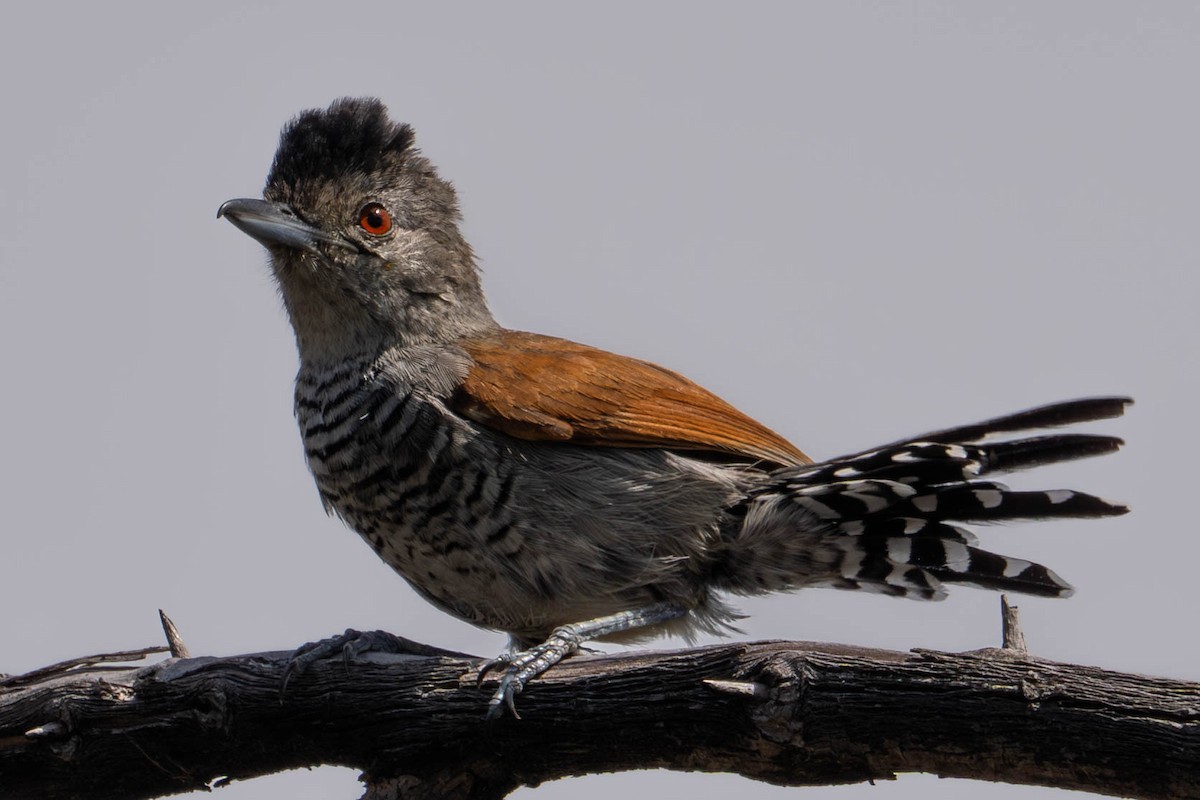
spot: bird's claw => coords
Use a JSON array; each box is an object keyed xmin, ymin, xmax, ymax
[
  {"xmin": 476, "ymin": 628, "xmax": 583, "ymax": 719},
  {"xmin": 281, "ymin": 628, "xmax": 430, "ymax": 697},
  {"xmin": 475, "ymin": 653, "xmax": 513, "ymax": 686}
]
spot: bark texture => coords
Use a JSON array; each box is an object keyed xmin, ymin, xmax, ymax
[{"xmin": 1, "ymin": 634, "xmax": 1196, "ymax": 800}]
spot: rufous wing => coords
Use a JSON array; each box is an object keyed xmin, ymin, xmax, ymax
[{"xmin": 452, "ymin": 330, "xmax": 810, "ymax": 468}]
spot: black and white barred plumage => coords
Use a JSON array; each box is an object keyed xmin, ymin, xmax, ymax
[{"xmin": 727, "ymin": 397, "xmax": 1128, "ymax": 602}]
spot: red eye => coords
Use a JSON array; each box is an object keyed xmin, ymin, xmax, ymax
[{"xmin": 357, "ymin": 202, "xmax": 392, "ymax": 235}]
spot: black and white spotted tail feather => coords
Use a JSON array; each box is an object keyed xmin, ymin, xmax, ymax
[{"xmin": 762, "ymin": 397, "xmax": 1130, "ymax": 602}]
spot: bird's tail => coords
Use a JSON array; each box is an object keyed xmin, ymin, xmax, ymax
[{"xmin": 721, "ymin": 397, "xmax": 1130, "ymax": 601}]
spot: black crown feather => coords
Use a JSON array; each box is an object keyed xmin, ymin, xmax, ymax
[{"xmin": 266, "ymin": 97, "xmax": 415, "ymax": 189}]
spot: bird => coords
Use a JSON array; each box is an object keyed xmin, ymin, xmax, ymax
[{"xmin": 218, "ymin": 97, "xmax": 1129, "ymax": 718}]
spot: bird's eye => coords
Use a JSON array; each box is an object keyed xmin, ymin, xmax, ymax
[{"xmin": 357, "ymin": 202, "xmax": 393, "ymax": 236}]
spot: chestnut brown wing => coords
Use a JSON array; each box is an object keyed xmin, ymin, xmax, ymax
[{"xmin": 453, "ymin": 330, "xmax": 810, "ymax": 468}]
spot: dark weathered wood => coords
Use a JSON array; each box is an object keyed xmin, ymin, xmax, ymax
[
  {"xmin": 157, "ymin": 610, "xmax": 190, "ymax": 660},
  {"xmin": 1000, "ymin": 595, "xmax": 1028, "ymax": 653},
  {"xmin": 0, "ymin": 638, "xmax": 1196, "ymax": 800}
]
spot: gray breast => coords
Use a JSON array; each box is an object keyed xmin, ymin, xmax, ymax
[{"xmin": 290, "ymin": 355, "xmax": 754, "ymax": 640}]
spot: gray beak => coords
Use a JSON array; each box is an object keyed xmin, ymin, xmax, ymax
[{"xmin": 218, "ymin": 198, "xmax": 354, "ymax": 253}]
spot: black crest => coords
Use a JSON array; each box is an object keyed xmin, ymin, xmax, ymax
[{"xmin": 266, "ymin": 97, "xmax": 415, "ymax": 189}]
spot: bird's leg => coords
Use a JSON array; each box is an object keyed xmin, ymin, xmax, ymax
[{"xmin": 478, "ymin": 601, "xmax": 688, "ymax": 719}]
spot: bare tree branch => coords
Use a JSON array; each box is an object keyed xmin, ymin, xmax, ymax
[
  {"xmin": 1000, "ymin": 595, "xmax": 1029, "ymax": 654},
  {"xmin": 157, "ymin": 610, "xmax": 190, "ymax": 660},
  {"xmin": 1, "ymin": 631, "xmax": 1196, "ymax": 800}
]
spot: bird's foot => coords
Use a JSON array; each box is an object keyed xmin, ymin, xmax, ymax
[
  {"xmin": 476, "ymin": 627, "xmax": 584, "ymax": 720},
  {"xmin": 281, "ymin": 628, "xmax": 450, "ymax": 695},
  {"xmin": 474, "ymin": 603, "xmax": 688, "ymax": 719}
]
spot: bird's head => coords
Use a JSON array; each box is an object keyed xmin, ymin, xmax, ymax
[{"xmin": 220, "ymin": 97, "xmax": 495, "ymax": 363}]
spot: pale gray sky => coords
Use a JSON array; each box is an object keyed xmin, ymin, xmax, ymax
[{"xmin": 2, "ymin": 3, "xmax": 1196, "ymax": 799}]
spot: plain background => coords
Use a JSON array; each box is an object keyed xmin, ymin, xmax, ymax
[{"xmin": 2, "ymin": 3, "xmax": 1196, "ymax": 798}]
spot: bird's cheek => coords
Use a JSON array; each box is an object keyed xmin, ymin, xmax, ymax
[{"xmin": 399, "ymin": 271, "xmax": 458, "ymax": 299}]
